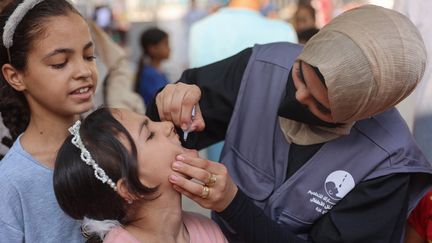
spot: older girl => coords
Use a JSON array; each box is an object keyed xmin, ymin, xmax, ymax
[{"xmin": 0, "ymin": 0, "xmax": 97, "ymax": 241}]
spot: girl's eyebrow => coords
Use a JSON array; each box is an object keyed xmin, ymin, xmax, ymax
[
  {"xmin": 298, "ymin": 61, "xmax": 330, "ymax": 111},
  {"xmin": 43, "ymin": 41, "xmax": 94, "ymax": 60},
  {"xmin": 43, "ymin": 48, "xmax": 74, "ymax": 60},
  {"xmin": 83, "ymin": 41, "xmax": 94, "ymax": 51}
]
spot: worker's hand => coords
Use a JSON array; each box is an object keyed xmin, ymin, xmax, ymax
[
  {"xmin": 169, "ymin": 154, "xmax": 238, "ymax": 212},
  {"xmin": 155, "ymin": 83, "xmax": 205, "ymax": 132}
]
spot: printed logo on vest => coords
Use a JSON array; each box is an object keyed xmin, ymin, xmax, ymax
[
  {"xmin": 324, "ymin": 170, "xmax": 355, "ymax": 200},
  {"xmin": 307, "ymin": 171, "xmax": 355, "ymax": 215}
]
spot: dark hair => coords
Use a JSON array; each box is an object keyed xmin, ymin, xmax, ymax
[
  {"xmin": 54, "ymin": 107, "xmax": 159, "ymax": 223},
  {"xmin": 139, "ymin": 27, "xmax": 168, "ymax": 58},
  {"xmin": 0, "ymin": 0, "xmax": 11, "ymax": 12},
  {"xmin": 297, "ymin": 27, "xmax": 320, "ymax": 44},
  {"xmin": 296, "ymin": 4, "xmax": 316, "ymax": 22},
  {"xmin": 134, "ymin": 27, "xmax": 168, "ymax": 93},
  {"xmin": 0, "ymin": 0, "xmax": 80, "ymax": 142}
]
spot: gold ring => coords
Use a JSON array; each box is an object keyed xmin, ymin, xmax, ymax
[
  {"xmin": 201, "ymin": 185, "xmax": 210, "ymax": 199},
  {"xmin": 206, "ymin": 173, "xmax": 217, "ymax": 187}
]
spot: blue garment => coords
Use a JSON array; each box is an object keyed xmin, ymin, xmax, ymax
[
  {"xmin": 189, "ymin": 7, "xmax": 297, "ymax": 68},
  {"xmin": 138, "ymin": 64, "xmax": 169, "ymax": 106},
  {"xmin": 189, "ymin": 7, "xmax": 297, "ymax": 161},
  {"xmin": 0, "ymin": 137, "xmax": 83, "ymax": 242}
]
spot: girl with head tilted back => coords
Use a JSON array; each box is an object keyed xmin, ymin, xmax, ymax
[{"xmin": 54, "ymin": 107, "xmax": 228, "ymax": 243}]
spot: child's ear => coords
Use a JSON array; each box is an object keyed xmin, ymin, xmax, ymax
[
  {"xmin": 117, "ymin": 179, "xmax": 137, "ymax": 204},
  {"xmin": 1, "ymin": 64, "xmax": 26, "ymax": 91}
]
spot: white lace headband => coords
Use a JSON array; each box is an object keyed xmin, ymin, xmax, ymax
[
  {"xmin": 69, "ymin": 120, "xmax": 118, "ymax": 191},
  {"xmin": 3, "ymin": 0, "xmax": 45, "ymax": 63}
]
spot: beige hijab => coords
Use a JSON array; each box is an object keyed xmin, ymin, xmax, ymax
[{"xmin": 280, "ymin": 4, "xmax": 426, "ymax": 145}]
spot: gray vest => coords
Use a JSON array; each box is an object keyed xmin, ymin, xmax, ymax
[{"xmin": 217, "ymin": 42, "xmax": 432, "ymax": 239}]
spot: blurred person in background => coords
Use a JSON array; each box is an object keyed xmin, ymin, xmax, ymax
[
  {"xmin": 294, "ymin": 4, "xmax": 316, "ymax": 32},
  {"xmin": 189, "ymin": 0, "xmax": 297, "ymax": 162},
  {"xmin": 135, "ymin": 27, "xmax": 171, "ymax": 107},
  {"xmin": 294, "ymin": 4, "xmax": 318, "ymax": 40},
  {"xmin": 393, "ymin": 0, "xmax": 432, "ymax": 162}
]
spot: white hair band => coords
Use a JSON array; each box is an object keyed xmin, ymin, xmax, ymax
[
  {"xmin": 2, "ymin": 0, "xmax": 45, "ymax": 62},
  {"xmin": 69, "ymin": 120, "xmax": 118, "ymax": 191}
]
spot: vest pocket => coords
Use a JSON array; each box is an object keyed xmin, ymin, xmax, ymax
[
  {"xmin": 222, "ymin": 146, "xmax": 274, "ymax": 201},
  {"xmin": 277, "ymin": 210, "xmax": 313, "ymax": 235}
]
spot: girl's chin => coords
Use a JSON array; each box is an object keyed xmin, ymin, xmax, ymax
[{"xmin": 73, "ymin": 103, "xmax": 93, "ymax": 114}]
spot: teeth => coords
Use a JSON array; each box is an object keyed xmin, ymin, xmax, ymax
[{"xmin": 78, "ymin": 87, "xmax": 89, "ymax": 94}]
